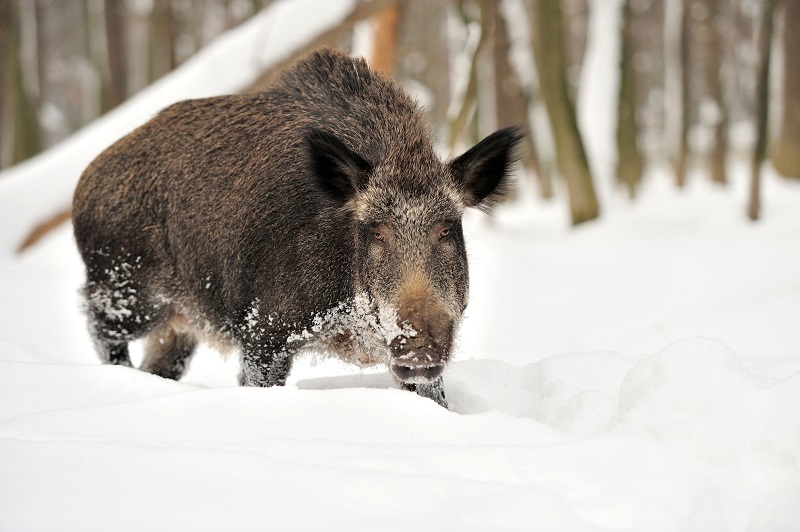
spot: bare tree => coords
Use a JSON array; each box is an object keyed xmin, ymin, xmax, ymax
[
  {"xmin": 395, "ymin": 0, "xmax": 450, "ymax": 129},
  {"xmin": 190, "ymin": 0, "xmax": 208, "ymax": 55},
  {"xmin": 370, "ymin": 1, "xmax": 401, "ymax": 74},
  {"xmin": 698, "ymin": 0, "xmax": 729, "ymax": 184},
  {"xmin": 748, "ymin": 0, "xmax": 778, "ymax": 221},
  {"xmin": 5, "ymin": 0, "xmax": 42, "ymax": 165},
  {"xmin": 616, "ymin": 0, "xmax": 644, "ymax": 198},
  {"xmin": 628, "ymin": 0, "xmax": 665, "ymax": 164},
  {"xmin": 104, "ymin": 0, "xmax": 129, "ymax": 109},
  {"xmin": 563, "ymin": 0, "xmax": 589, "ymax": 101},
  {"xmin": 0, "ymin": 0, "xmax": 7, "ymax": 166},
  {"xmin": 85, "ymin": 0, "xmax": 110, "ymax": 115},
  {"xmin": 148, "ymin": 0, "xmax": 176, "ymax": 83},
  {"xmin": 531, "ymin": 0, "xmax": 599, "ymax": 224},
  {"xmin": 771, "ymin": 0, "xmax": 800, "ymax": 178},
  {"xmin": 675, "ymin": 0, "xmax": 691, "ymax": 188},
  {"xmin": 448, "ymin": 0, "xmax": 491, "ymax": 151},
  {"xmin": 33, "ymin": 0, "xmax": 46, "ymax": 120}
]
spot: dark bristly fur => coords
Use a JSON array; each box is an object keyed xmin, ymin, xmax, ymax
[{"xmin": 72, "ymin": 47, "xmax": 523, "ymax": 408}]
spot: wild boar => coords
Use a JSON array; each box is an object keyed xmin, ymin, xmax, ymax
[{"xmin": 72, "ymin": 47, "xmax": 523, "ymax": 408}]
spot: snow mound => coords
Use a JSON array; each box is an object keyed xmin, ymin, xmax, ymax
[{"xmin": 2, "ymin": 338, "xmax": 800, "ymax": 530}]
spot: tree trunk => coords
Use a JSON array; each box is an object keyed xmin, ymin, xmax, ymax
[
  {"xmin": 6, "ymin": 0, "xmax": 42, "ymax": 165},
  {"xmin": 371, "ymin": 1, "xmax": 401, "ymax": 74},
  {"xmin": 396, "ymin": 0, "xmax": 450, "ymax": 130},
  {"xmin": 531, "ymin": 0, "xmax": 599, "ymax": 224},
  {"xmin": 148, "ymin": 0, "xmax": 176, "ymax": 84},
  {"xmin": 84, "ymin": 0, "xmax": 109, "ymax": 116},
  {"xmin": 675, "ymin": 0, "xmax": 691, "ymax": 188},
  {"xmin": 0, "ymin": 0, "xmax": 7, "ymax": 167},
  {"xmin": 105, "ymin": 0, "xmax": 129, "ymax": 109},
  {"xmin": 191, "ymin": 0, "xmax": 207, "ymax": 53},
  {"xmin": 616, "ymin": 0, "xmax": 644, "ymax": 198},
  {"xmin": 703, "ymin": 0, "xmax": 728, "ymax": 183},
  {"xmin": 629, "ymin": 0, "xmax": 665, "ymax": 163},
  {"xmin": 33, "ymin": 0, "xmax": 46, "ymax": 121},
  {"xmin": 771, "ymin": 0, "xmax": 800, "ymax": 178},
  {"xmin": 563, "ymin": 0, "xmax": 589, "ymax": 102},
  {"xmin": 748, "ymin": 0, "xmax": 777, "ymax": 221},
  {"xmin": 448, "ymin": 0, "xmax": 491, "ymax": 151},
  {"xmin": 700, "ymin": 0, "xmax": 728, "ymax": 184}
]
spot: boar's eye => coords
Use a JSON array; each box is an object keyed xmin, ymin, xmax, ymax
[
  {"xmin": 370, "ymin": 222, "xmax": 390, "ymax": 246},
  {"xmin": 433, "ymin": 224, "xmax": 452, "ymax": 244}
]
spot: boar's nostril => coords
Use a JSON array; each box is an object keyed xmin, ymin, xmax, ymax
[
  {"xmin": 390, "ymin": 358, "xmax": 445, "ymax": 384},
  {"xmin": 389, "ymin": 340, "xmax": 445, "ymax": 384}
]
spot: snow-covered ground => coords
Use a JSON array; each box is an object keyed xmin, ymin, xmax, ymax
[
  {"xmin": 4, "ymin": 163, "xmax": 800, "ymax": 531},
  {"xmin": 2, "ymin": 1, "xmax": 800, "ymax": 530}
]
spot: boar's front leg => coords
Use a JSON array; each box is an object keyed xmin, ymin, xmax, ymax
[
  {"xmin": 239, "ymin": 346, "xmax": 295, "ymax": 388},
  {"xmin": 402, "ymin": 378, "xmax": 448, "ymax": 409}
]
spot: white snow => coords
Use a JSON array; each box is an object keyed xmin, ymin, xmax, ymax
[{"xmin": 2, "ymin": 2, "xmax": 800, "ymax": 531}]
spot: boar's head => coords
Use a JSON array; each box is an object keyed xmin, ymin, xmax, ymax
[{"xmin": 307, "ymin": 126, "xmax": 524, "ymax": 384}]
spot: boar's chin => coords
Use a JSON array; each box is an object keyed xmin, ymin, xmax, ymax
[{"xmin": 389, "ymin": 336, "xmax": 448, "ymax": 384}]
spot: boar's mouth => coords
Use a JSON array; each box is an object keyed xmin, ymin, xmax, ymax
[{"xmin": 389, "ymin": 334, "xmax": 449, "ymax": 384}]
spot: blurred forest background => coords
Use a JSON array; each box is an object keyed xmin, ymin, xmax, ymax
[{"xmin": 0, "ymin": 0, "xmax": 798, "ymax": 240}]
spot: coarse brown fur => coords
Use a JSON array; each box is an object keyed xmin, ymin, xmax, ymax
[{"xmin": 72, "ymin": 47, "xmax": 523, "ymax": 408}]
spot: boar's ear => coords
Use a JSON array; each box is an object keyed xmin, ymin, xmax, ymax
[
  {"xmin": 449, "ymin": 126, "xmax": 525, "ymax": 211},
  {"xmin": 306, "ymin": 129, "xmax": 372, "ymax": 203}
]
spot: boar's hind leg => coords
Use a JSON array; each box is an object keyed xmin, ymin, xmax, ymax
[
  {"xmin": 85, "ymin": 302, "xmax": 136, "ymax": 368},
  {"xmin": 82, "ymin": 257, "xmax": 169, "ymax": 368},
  {"xmin": 83, "ymin": 284, "xmax": 163, "ymax": 368},
  {"xmin": 403, "ymin": 378, "xmax": 448, "ymax": 409},
  {"xmin": 239, "ymin": 348, "xmax": 294, "ymax": 388},
  {"xmin": 140, "ymin": 317, "xmax": 197, "ymax": 380},
  {"xmin": 94, "ymin": 339, "xmax": 133, "ymax": 367}
]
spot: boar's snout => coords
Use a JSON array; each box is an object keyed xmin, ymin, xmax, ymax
[
  {"xmin": 389, "ymin": 335, "xmax": 445, "ymax": 383},
  {"xmin": 385, "ymin": 272, "xmax": 457, "ymax": 384}
]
